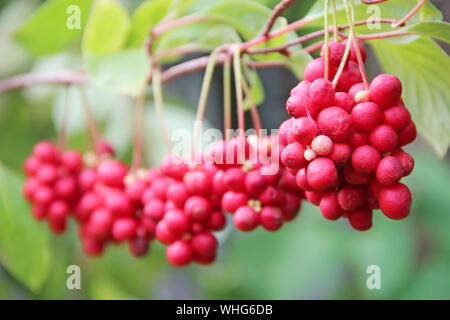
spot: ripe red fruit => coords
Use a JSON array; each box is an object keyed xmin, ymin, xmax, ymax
[
  {"xmin": 128, "ymin": 237, "xmax": 150, "ymax": 257},
  {"xmin": 36, "ymin": 164, "xmax": 58, "ymax": 184},
  {"xmin": 348, "ymin": 82, "xmax": 366, "ymax": 100},
  {"xmin": 348, "ymin": 207, "xmax": 373, "ymax": 231},
  {"xmin": 166, "ymin": 182, "xmax": 189, "ymax": 208},
  {"xmin": 223, "ymin": 167, "xmax": 246, "ymax": 192},
  {"xmin": 245, "ymin": 170, "xmax": 267, "ymax": 196},
  {"xmin": 160, "ymin": 155, "xmax": 187, "ymax": 180},
  {"xmin": 376, "ymin": 156, "xmax": 405, "ymax": 186},
  {"xmin": 54, "ymin": 177, "xmax": 77, "ymax": 199},
  {"xmin": 290, "ymin": 117, "xmax": 319, "ymax": 145},
  {"xmin": 369, "ymin": 124, "xmax": 398, "ymax": 153},
  {"xmin": 125, "ymin": 180, "xmax": 147, "ymax": 202},
  {"xmin": 112, "ymin": 218, "xmax": 138, "ymax": 241},
  {"xmin": 349, "ymin": 38, "xmax": 367, "ymax": 63},
  {"xmin": 328, "ymin": 142, "xmax": 352, "ymax": 167},
  {"xmin": 295, "ymin": 168, "xmax": 312, "ymax": 191},
  {"xmin": 378, "ymin": 183, "xmax": 412, "ymax": 220},
  {"xmin": 304, "ymin": 57, "xmax": 336, "ymax": 82},
  {"xmin": 164, "ymin": 209, "xmax": 190, "ymax": 235},
  {"xmin": 260, "ymin": 207, "xmax": 283, "ymax": 231},
  {"xmin": 310, "ymin": 78, "xmax": 335, "ymax": 109},
  {"xmin": 321, "ymin": 41, "xmax": 346, "ymax": 67},
  {"xmin": 208, "ymin": 211, "xmax": 226, "ymax": 230},
  {"xmin": 382, "ymin": 105, "xmax": 411, "ymax": 132},
  {"xmin": 78, "ymin": 168, "xmax": 97, "ymax": 191},
  {"xmin": 88, "ymin": 208, "xmax": 113, "ymax": 239},
  {"xmin": 258, "ymin": 186, "xmax": 284, "ymax": 206},
  {"xmin": 369, "ymin": 74, "xmax": 402, "ymax": 108},
  {"xmin": 351, "ymin": 145, "xmax": 381, "ymax": 173},
  {"xmin": 282, "ymin": 193, "xmax": 301, "ymax": 221},
  {"xmin": 306, "ymin": 158, "xmax": 338, "ymax": 190},
  {"xmin": 319, "ymin": 192, "xmax": 342, "ymax": 220},
  {"xmin": 338, "ymin": 185, "xmax": 366, "ymax": 211},
  {"xmin": 397, "ymin": 121, "xmax": 417, "ymax": 147},
  {"xmin": 33, "ymin": 140, "xmax": 59, "ymax": 162},
  {"xmin": 334, "ymin": 92, "xmax": 354, "ymax": 113},
  {"xmin": 392, "ymin": 150, "xmax": 414, "ymax": 176},
  {"xmin": 290, "ymin": 80, "xmax": 311, "ymax": 96},
  {"xmin": 343, "ymin": 163, "xmax": 372, "ymax": 185},
  {"xmin": 317, "ymin": 107, "xmax": 352, "ymax": 142},
  {"xmin": 233, "ymin": 206, "xmax": 259, "ymax": 232},
  {"xmin": 311, "ymin": 135, "xmax": 333, "ymax": 156},
  {"xmin": 335, "ymin": 61, "xmax": 362, "ymax": 92},
  {"xmin": 33, "ymin": 186, "xmax": 55, "ymax": 206},
  {"xmin": 279, "ymin": 118, "xmax": 294, "ymax": 145},
  {"xmin": 97, "ymin": 159, "xmax": 128, "ymax": 187},
  {"xmin": 221, "ymin": 191, "xmax": 249, "ymax": 213},
  {"xmin": 305, "ymin": 190, "xmax": 326, "ymax": 206},
  {"xmin": 184, "ymin": 170, "xmax": 211, "ymax": 196},
  {"xmin": 143, "ymin": 198, "xmax": 165, "ymax": 221},
  {"xmin": 166, "ymin": 240, "xmax": 193, "ymax": 267},
  {"xmin": 184, "ymin": 196, "xmax": 212, "ymax": 221},
  {"xmin": 351, "ymin": 102, "xmax": 382, "ymax": 131},
  {"xmin": 155, "ymin": 221, "xmax": 178, "ymax": 244},
  {"xmin": 286, "ymin": 93, "xmax": 312, "ymax": 119},
  {"xmin": 82, "ymin": 237, "xmax": 104, "ymax": 257},
  {"xmin": 191, "ymin": 232, "xmax": 217, "ymax": 257},
  {"xmin": 347, "ymin": 130, "xmax": 369, "ymax": 149},
  {"xmin": 60, "ymin": 150, "xmax": 82, "ymax": 172},
  {"xmin": 281, "ymin": 142, "xmax": 308, "ymax": 169}
]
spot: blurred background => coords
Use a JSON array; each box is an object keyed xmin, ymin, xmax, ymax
[{"xmin": 0, "ymin": 0, "xmax": 449, "ymax": 299}]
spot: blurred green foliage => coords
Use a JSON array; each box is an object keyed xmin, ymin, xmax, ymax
[{"xmin": 0, "ymin": 0, "xmax": 449, "ymax": 300}]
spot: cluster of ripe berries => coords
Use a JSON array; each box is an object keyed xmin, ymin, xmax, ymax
[
  {"xmin": 280, "ymin": 40, "xmax": 416, "ymax": 231},
  {"xmin": 23, "ymin": 134, "xmax": 303, "ymax": 267}
]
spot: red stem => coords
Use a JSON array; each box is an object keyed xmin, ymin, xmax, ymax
[{"xmin": 259, "ymin": 0, "xmax": 297, "ymax": 36}]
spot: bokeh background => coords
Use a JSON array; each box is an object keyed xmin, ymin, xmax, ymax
[{"xmin": 0, "ymin": 0, "xmax": 449, "ymax": 299}]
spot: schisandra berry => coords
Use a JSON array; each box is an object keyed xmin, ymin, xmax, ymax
[
  {"xmin": 191, "ymin": 232, "xmax": 218, "ymax": 257},
  {"xmin": 319, "ymin": 192, "xmax": 342, "ymax": 220},
  {"xmin": 166, "ymin": 240, "xmax": 193, "ymax": 267},
  {"xmin": 348, "ymin": 207, "xmax": 373, "ymax": 231},
  {"xmin": 321, "ymin": 41, "xmax": 346, "ymax": 67},
  {"xmin": 369, "ymin": 74, "xmax": 402, "ymax": 108},
  {"xmin": 311, "ymin": 135, "xmax": 333, "ymax": 156},
  {"xmin": 306, "ymin": 158, "xmax": 337, "ymax": 190},
  {"xmin": 260, "ymin": 207, "xmax": 283, "ymax": 231},
  {"xmin": 376, "ymin": 156, "xmax": 405, "ymax": 186},
  {"xmin": 369, "ymin": 124, "xmax": 398, "ymax": 153},
  {"xmin": 328, "ymin": 142, "xmax": 351, "ymax": 167},
  {"xmin": 334, "ymin": 92, "xmax": 354, "ymax": 113},
  {"xmin": 397, "ymin": 121, "xmax": 417, "ymax": 147},
  {"xmin": 310, "ymin": 78, "xmax": 335, "ymax": 109},
  {"xmin": 338, "ymin": 185, "xmax": 366, "ymax": 211},
  {"xmin": 304, "ymin": 58, "xmax": 336, "ymax": 83},
  {"xmin": 233, "ymin": 206, "xmax": 259, "ymax": 232},
  {"xmin": 221, "ymin": 191, "xmax": 249, "ymax": 213},
  {"xmin": 351, "ymin": 145, "xmax": 381, "ymax": 173},
  {"xmin": 382, "ymin": 105, "xmax": 411, "ymax": 132},
  {"xmin": 351, "ymin": 102, "xmax": 382, "ymax": 131},
  {"xmin": 391, "ymin": 150, "xmax": 414, "ymax": 176},
  {"xmin": 317, "ymin": 107, "xmax": 352, "ymax": 142},
  {"xmin": 378, "ymin": 183, "xmax": 411, "ymax": 220},
  {"xmin": 281, "ymin": 142, "xmax": 308, "ymax": 169},
  {"xmin": 290, "ymin": 117, "xmax": 319, "ymax": 145},
  {"xmin": 97, "ymin": 159, "xmax": 128, "ymax": 188}
]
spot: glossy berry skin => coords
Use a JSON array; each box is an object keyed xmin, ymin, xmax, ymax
[
  {"xmin": 382, "ymin": 105, "xmax": 411, "ymax": 132},
  {"xmin": 334, "ymin": 92, "xmax": 354, "ymax": 113},
  {"xmin": 184, "ymin": 196, "xmax": 211, "ymax": 221},
  {"xmin": 338, "ymin": 185, "xmax": 366, "ymax": 212},
  {"xmin": 343, "ymin": 164, "xmax": 372, "ymax": 185},
  {"xmin": 328, "ymin": 143, "xmax": 352, "ymax": 167},
  {"xmin": 349, "ymin": 38, "xmax": 367, "ymax": 63},
  {"xmin": 321, "ymin": 41, "xmax": 346, "ymax": 67},
  {"xmin": 221, "ymin": 191, "xmax": 249, "ymax": 213},
  {"xmin": 279, "ymin": 118, "xmax": 295, "ymax": 146},
  {"xmin": 33, "ymin": 140, "xmax": 59, "ymax": 163},
  {"xmin": 351, "ymin": 102, "xmax": 382, "ymax": 132},
  {"xmin": 317, "ymin": 107, "xmax": 352, "ymax": 142},
  {"xmin": 164, "ymin": 209, "xmax": 190, "ymax": 235},
  {"xmin": 306, "ymin": 158, "xmax": 337, "ymax": 191},
  {"xmin": 233, "ymin": 206, "xmax": 260, "ymax": 232},
  {"xmin": 112, "ymin": 218, "xmax": 138, "ymax": 241},
  {"xmin": 369, "ymin": 124, "xmax": 398, "ymax": 153},
  {"xmin": 82, "ymin": 238, "xmax": 105, "ymax": 257},
  {"xmin": 286, "ymin": 94, "xmax": 312, "ymax": 119},
  {"xmin": 305, "ymin": 190, "xmax": 326, "ymax": 206},
  {"xmin": 155, "ymin": 221, "xmax": 178, "ymax": 245},
  {"xmin": 378, "ymin": 183, "xmax": 411, "ymax": 220},
  {"xmin": 166, "ymin": 240, "xmax": 193, "ymax": 267},
  {"xmin": 184, "ymin": 170, "xmax": 211, "ymax": 196},
  {"xmin": 191, "ymin": 232, "xmax": 217, "ymax": 257},
  {"xmin": 281, "ymin": 142, "xmax": 308, "ymax": 169},
  {"xmin": 319, "ymin": 192, "xmax": 342, "ymax": 220},
  {"xmin": 397, "ymin": 121, "xmax": 417, "ymax": 147},
  {"xmin": 335, "ymin": 61, "xmax": 362, "ymax": 92},
  {"xmin": 223, "ymin": 168, "xmax": 246, "ymax": 192},
  {"xmin": 304, "ymin": 58, "xmax": 336, "ymax": 83},
  {"xmin": 160, "ymin": 155, "xmax": 187, "ymax": 181},
  {"xmin": 310, "ymin": 78, "xmax": 335, "ymax": 109},
  {"xmin": 97, "ymin": 159, "xmax": 128, "ymax": 188},
  {"xmin": 245, "ymin": 170, "xmax": 267, "ymax": 197},
  {"xmin": 290, "ymin": 80, "xmax": 311, "ymax": 96},
  {"xmin": 369, "ymin": 74, "xmax": 402, "ymax": 108},
  {"xmin": 376, "ymin": 156, "xmax": 405, "ymax": 186},
  {"xmin": 348, "ymin": 207, "xmax": 372, "ymax": 231},
  {"xmin": 296, "ymin": 168, "xmax": 312, "ymax": 191},
  {"xmin": 351, "ymin": 145, "xmax": 381, "ymax": 173},
  {"xmin": 347, "ymin": 130, "xmax": 369, "ymax": 150},
  {"xmin": 260, "ymin": 207, "xmax": 284, "ymax": 231},
  {"xmin": 290, "ymin": 117, "xmax": 319, "ymax": 145},
  {"xmin": 392, "ymin": 150, "xmax": 414, "ymax": 176}
]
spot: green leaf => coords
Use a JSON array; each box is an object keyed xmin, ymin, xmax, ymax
[
  {"xmin": 285, "ymin": 50, "xmax": 313, "ymax": 80},
  {"xmin": 0, "ymin": 164, "xmax": 51, "ymax": 293},
  {"xmin": 401, "ymin": 21, "xmax": 450, "ymax": 43},
  {"xmin": 82, "ymin": 0, "xmax": 130, "ymax": 55},
  {"xmin": 14, "ymin": 0, "xmax": 93, "ymax": 56},
  {"xmin": 86, "ymin": 49, "xmax": 150, "ymax": 97},
  {"xmin": 127, "ymin": 0, "xmax": 173, "ymax": 48},
  {"xmin": 370, "ymin": 37, "xmax": 450, "ymax": 157}
]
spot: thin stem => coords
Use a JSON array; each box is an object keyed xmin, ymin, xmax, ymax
[
  {"xmin": 232, "ymin": 46, "xmax": 245, "ymax": 133},
  {"xmin": 324, "ymin": 0, "xmax": 330, "ymax": 80},
  {"xmin": 79, "ymin": 86, "xmax": 101, "ymax": 156},
  {"xmin": 392, "ymin": 0, "xmax": 427, "ymax": 28},
  {"xmin": 152, "ymin": 67, "xmax": 172, "ymax": 153},
  {"xmin": 223, "ymin": 58, "xmax": 232, "ymax": 141},
  {"xmin": 193, "ymin": 49, "xmax": 219, "ymax": 156},
  {"xmin": 343, "ymin": 0, "xmax": 369, "ymax": 89},
  {"xmin": 332, "ymin": 32, "xmax": 353, "ymax": 87},
  {"xmin": 332, "ymin": 0, "xmax": 339, "ymax": 41},
  {"xmin": 131, "ymin": 92, "xmax": 145, "ymax": 172},
  {"xmin": 57, "ymin": 86, "xmax": 70, "ymax": 150},
  {"xmin": 241, "ymin": 71, "xmax": 262, "ymax": 134},
  {"xmin": 259, "ymin": 0, "xmax": 297, "ymax": 36}
]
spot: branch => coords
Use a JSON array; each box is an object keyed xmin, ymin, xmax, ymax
[
  {"xmin": 0, "ymin": 70, "xmax": 88, "ymax": 93},
  {"xmin": 258, "ymin": 0, "xmax": 297, "ymax": 36}
]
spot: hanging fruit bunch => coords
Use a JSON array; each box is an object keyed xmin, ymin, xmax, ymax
[{"xmin": 0, "ymin": 0, "xmax": 433, "ymax": 267}]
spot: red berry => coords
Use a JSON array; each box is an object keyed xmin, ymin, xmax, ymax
[
  {"xmin": 112, "ymin": 218, "xmax": 138, "ymax": 241},
  {"xmin": 97, "ymin": 159, "xmax": 128, "ymax": 187},
  {"xmin": 245, "ymin": 170, "xmax": 267, "ymax": 196},
  {"xmin": 223, "ymin": 167, "xmax": 246, "ymax": 192},
  {"xmin": 155, "ymin": 221, "xmax": 178, "ymax": 244},
  {"xmin": 348, "ymin": 82, "xmax": 366, "ymax": 100},
  {"xmin": 60, "ymin": 150, "xmax": 82, "ymax": 172},
  {"xmin": 47, "ymin": 200, "xmax": 69, "ymax": 223},
  {"xmin": 160, "ymin": 155, "xmax": 187, "ymax": 180},
  {"xmin": 378, "ymin": 183, "xmax": 411, "ymax": 220},
  {"xmin": 347, "ymin": 130, "xmax": 369, "ymax": 149},
  {"xmin": 351, "ymin": 102, "xmax": 382, "ymax": 131},
  {"xmin": 75, "ymin": 191, "xmax": 102, "ymax": 222},
  {"xmin": 184, "ymin": 170, "xmax": 211, "ymax": 196},
  {"xmin": 397, "ymin": 121, "xmax": 417, "ymax": 147},
  {"xmin": 221, "ymin": 191, "xmax": 249, "ymax": 213},
  {"xmin": 321, "ymin": 41, "xmax": 346, "ymax": 67},
  {"xmin": 33, "ymin": 140, "xmax": 58, "ymax": 162},
  {"xmin": 82, "ymin": 237, "xmax": 104, "ymax": 257},
  {"xmin": 338, "ymin": 185, "xmax": 366, "ymax": 211},
  {"xmin": 306, "ymin": 158, "xmax": 337, "ymax": 190},
  {"xmin": 281, "ymin": 142, "xmax": 308, "ymax": 169},
  {"xmin": 382, "ymin": 105, "xmax": 411, "ymax": 132},
  {"xmin": 166, "ymin": 182, "xmax": 189, "ymax": 208},
  {"xmin": 376, "ymin": 156, "xmax": 405, "ymax": 186},
  {"xmin": 295, "ymin": 168, "xmax": 312, "ymax": 191},
  {"xmin": 184, "ymin": 196, "xmax": 211, "ymax": 221},
  {"xmin": 311, "ymin": 135, "xmax": 333, "ymax": 156},
  {"xmin": 88, "ymin": 208, "xmax": 113, "ymax": 239},
  {"xmin": 369, "ymin": 74, "xmax": 402, "ymax": 108},
  {"xmin": 191, "ymin": 232, "xmax": 217, "ymax": 257},
  {"xmin": 334, "ymin": 92, "xmax": 354, "ymax": 113},
  {"xmin": 23, "ymin": 156, "xmax": 41, "ymax": 176},
  {"xmin": 369, "ymin": 124, "xmax": 398, "ymax": 153},
  {"xmin": 310, "ymin": 78, "xmax": 335, "ymax": 109},
  {"xmin": 78, "ymin": 168, "xmax": 97, "ymax": 191},
  {"xmin": 317, "ymin": 107, "xmax": 352, "ymax": 142},
  {"xmin": 23, "ymin": 178, "xmax": 40, "ymax": 201},
  {"xmin": 282, "ymin": 193, "xmax": 301, "ymax": 221},
  {"xmin": 304, "ymin": 58, "xmax": 336, "ymax": 82},
  {"xmin": 343, "ymin": 163, "xmax": 372, "ymax": 185},
  {"xmin": 349, "ymin": 38, "xmax": 367, "ymax": 63},
  {"xmin": 335, "ymin": 61, "xmax": 362, "ymax": 92},
  {"xmin": 351, "ymin": 145, "xmax": 381, "ymax": 173},
  {"xmin": 391, "ymin": 150, "xmax": 414, "ymax": 177},
  {"xmin": 290, "ymin": 80, "xmax": 311, "ymax": 96},
  {"xmin": 54, "ymin": 177, "xmax": 78, "ymax": 199},
  {"xmin": 319, "ymin": 192, "xmax": 342, "ymax": 220},
  {"xmin": 33, "ymin": 186, "xmax": 55, "ymax": 206},
  {"xmin": 128, "ymin": 237, "xmax": 150, "ymax": 257},
  {"xmin": 348, "ymin": 207, "xmax": 373, "ymax": 231},
  {"xmin": 166, "ymin": 240, "xmax": 193, "ymax": 267},
  {"xmin": 305, "ymin": 190, "xmax": 326, "ymax": 206},
  {"xmin": 279, "ymin": 118, "xmax": 295, "ymax": 145},
  {"xmin": 151, "ymin": 178, "xmax": 169, "ymax": 200},
  {"xmin": 260, "ymin": 207, "xmax": 283, "ymax": 231},
  {"xmin": 36, "ymin": 164, "xmax": 58, "ymax": 184},
  {"xmin": 164, "ymin": 209, "xmax": 190, "ymax": 235},
  {"xmin": 208, "ymin": 211, "xmax": 227, "ymax": 231},
  {"xmin": 290, "ymin": 117, "xmax": 319, "ymax": 145},
  {"xmin": 125, "ymin": 180, "xmax": 147, "ymax": 202},
  {"xmin": 104, "ymin": 190, "xmax": 134, "ymax": 216},
  {"xmin": 233, "ymin": 206, "xmax": 259, "ymax": 232},
  {"xmin": 328, "ymin": 142, "xmax": 351, "ymax": 167}
]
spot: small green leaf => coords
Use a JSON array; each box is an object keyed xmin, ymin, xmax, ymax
[
  {"xmin": 370, "ymin": 37, "xmax": 450, "ymax": 157},
  {"xmin": 401, "ymin": 21, "xmax": 450, "ymax": 43},
  {"xmin": 0, "ymin": 164, "xmax": 51, "ymax": 293},
  {"xmin": 14, "ymin": 0, "xmax": 93, "ymax": 56},
  {"xmin": 86, "ymin": 49, "xmax": 150, "ymax": 97},
  {"xmin": 83, "ymin": 0, "xmax": 130, "ymax": 55},
  {"xmin": 127, "ymin": 0, "xmax": 173, "ymax": 48}
]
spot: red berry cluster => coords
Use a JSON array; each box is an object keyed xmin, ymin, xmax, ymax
[
  {"xmin": 23, "ymin": 141, "xmax": 82, "ymax": 234},
  {"xmin": 280, "ymin": 41, "xmax": 416, "ymax": 231}
]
